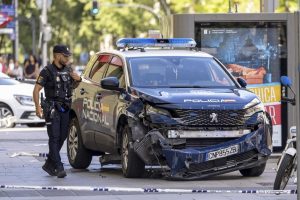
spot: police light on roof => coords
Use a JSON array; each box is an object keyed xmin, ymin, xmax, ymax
[{"xmin": 116, "ymin": 38, "xmax": 197, "ymax": 48}]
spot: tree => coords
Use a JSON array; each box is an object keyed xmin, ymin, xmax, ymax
[
  {"xmin": 276, "ymin": 0, "xmax": 299, "ymax": 12},
  {"xmin": 14, "ymin": 0, "xmax": 299, "ymax": 64},
  {"xmin": 78, "ymin": 0, "xmax": 159, "ymax": 49}
]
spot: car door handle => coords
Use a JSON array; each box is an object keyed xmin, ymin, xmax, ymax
[
  {"xmin": 80, "ymin": 88, "xmax": 87, "ymax": 95},
  {"xmin": 96, "ymin": 93, "xmax": 102, "ymax": 100}
]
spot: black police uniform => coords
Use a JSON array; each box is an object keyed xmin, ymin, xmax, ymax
[{"xmin": 36, "ymin": 62, "xmax": 74, "ymax": 176}]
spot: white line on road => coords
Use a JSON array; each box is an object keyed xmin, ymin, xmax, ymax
[{"xmin": 0, "ymin": 127, "xmax": 46, "ymax": 132}]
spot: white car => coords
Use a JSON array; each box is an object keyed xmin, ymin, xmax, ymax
[
  {"xmin": 0, "ymin": 72, "xmax": 9, "ymax": 78},
  {"xmin": 0, "ymin": 76, "xmax": 45, "ymax": 127}
]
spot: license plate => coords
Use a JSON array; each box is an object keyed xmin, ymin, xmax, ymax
[{"xmin": 207, "ymin": 145, "xmax": 239, "ymax": 161}]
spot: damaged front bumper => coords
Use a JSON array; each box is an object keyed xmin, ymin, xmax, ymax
[
  {"xmin": 126, "ymin": 98, "xmax": 272, "ymax": 180},
  {"xmin": 133, "ymin": 125, "xmax": 272, "ymax": 180}
]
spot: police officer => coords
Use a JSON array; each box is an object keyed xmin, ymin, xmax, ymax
[{"xmin": 33, "ymin": 45, "xmax": 81, "ymax": 178}]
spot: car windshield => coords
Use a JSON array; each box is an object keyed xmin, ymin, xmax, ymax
[
  {"xmin": 127, "ymin": 56, "xmax": 236, "ymax": 88},
  {"xmin": 0, "ymin": 78, "xmax": 21, "ymax": 85}
]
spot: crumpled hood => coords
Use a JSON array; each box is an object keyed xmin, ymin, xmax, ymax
[{"xmin": 130, "ymin": 87, "xmax": 258, "ymax": 109}]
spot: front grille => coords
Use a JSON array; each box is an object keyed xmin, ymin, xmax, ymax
[
  {"xmin": 174, "ymin": 109, "xmax": 246, "ymax": 126},
  {"xmin": 20, "ymin": 111, "xmax": 36, "ymax": 119},
  {"xmin": 188, "ymin": 150, "xmax": 258, "ymax": 172}
]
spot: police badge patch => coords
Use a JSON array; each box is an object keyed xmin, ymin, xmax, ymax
[{"xmin": 37, "ymin": 76, "xmax": 44, "ymax": 84}]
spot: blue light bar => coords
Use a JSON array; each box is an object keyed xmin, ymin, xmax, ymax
[{"xmin": 116, "ymin": 38, "xmax": 197, "ymax": 48}]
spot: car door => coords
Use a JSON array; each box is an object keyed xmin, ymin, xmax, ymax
[
  {"xmin": 73, "ymin": 54, "xmax": 99, "ymax": 149},
  {"xmin": 94, "ymin": 55, "xmax": 125, "ymax": 153},
  {"xmin": 81, "ymin": 54, "xmax": 111, "ymax": 151}
]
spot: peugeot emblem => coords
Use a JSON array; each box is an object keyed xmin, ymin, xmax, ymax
[{"xmin": 210, "ymin": 113, "xmax": 218, "ymax": 123}]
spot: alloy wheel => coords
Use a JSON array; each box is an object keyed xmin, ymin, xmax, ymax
[
  {"xmin": 68, "ymin": 124, "xmax": 78, "ymax": 161},
  {"xmin": 0, "ymin": 107, "xmax": 13, "ymax": 118},
  {"xmin": 122, "ymin": 131, "xmax": 129, "ymax": 171},
  {"xmin": 0, "ymin": 106, "xmax": 14, "ymax": 127}
]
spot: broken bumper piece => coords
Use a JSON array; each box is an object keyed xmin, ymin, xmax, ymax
[
  {"xmin": 162, "ymin": 127, "xmax": 271, "ymax": 180},
  {"xmin": 134, "ymin": 126, "xmax": 271, "ymax": 180}
]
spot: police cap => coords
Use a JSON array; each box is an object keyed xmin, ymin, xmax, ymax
[{"xmin": 53, "ymin": 44, "xmax": 72, "ymax": 56}]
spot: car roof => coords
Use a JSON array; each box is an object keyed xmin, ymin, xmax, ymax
[{"xmin": 97, "ymin": 49, "xmax": 213, "ymax": 58}]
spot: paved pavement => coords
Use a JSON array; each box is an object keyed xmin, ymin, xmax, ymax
[{"xmin": 0, "ymin": 127, "xmax": 297, "ymax": 199}]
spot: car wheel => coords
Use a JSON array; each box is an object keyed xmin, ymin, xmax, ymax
[
  {"xmin": 121, "ymin": 124, "xmax": 145, "ymax": 178},
  {"xmin": 27, "ymin": 123, "xmax": 45, "ymax": 127},
  {"xmin": 0, "ymin": 103, "xmax": 15, "ymax": 128},
  {"xmin": 273, "ymin": 154, "xmax": 295, "ymax": 190},
  {"xmin": 239, "ymin": 162, "xmax": 266, "ymax": 177},
  {"xmin": 67, "ymin": 117, "xmax": 92, "ymax": 169}
]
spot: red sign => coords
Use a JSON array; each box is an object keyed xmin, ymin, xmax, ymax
[
  {"xmin": 0, "ymin": 13, "xmax": 12, "ymax": 28},
  {"xmin": 265, "ymin": 104, "xmax": 281, "ymax": 125}
]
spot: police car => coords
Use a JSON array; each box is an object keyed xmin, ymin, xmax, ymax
[{"xmin": 67, "ymin": 38, "xmax": 272, "ymax": 179}]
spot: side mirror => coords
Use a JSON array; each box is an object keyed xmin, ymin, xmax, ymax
[
  {"xmin": 280, "ymin": 75, "xmax": 296, "ymax": 105},
  {"xmin": 237, "ymin": 77, "xmax": 247, "ymax": 88},
  {"xmin": 101, "ymin": 77, "xmax": 120, "ymax": 91},
  {"xmin": 280, "ymin": 76, "xmax": 292, "ymax": 87}
]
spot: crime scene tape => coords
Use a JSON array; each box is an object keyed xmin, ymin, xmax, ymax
[
  {"xmin": 10, "ymin": 152, "xmax": 48, "ymax": 158},
  {"xmin": 0, "ymin": 185, "xmax": 296, "ymax": 195}
]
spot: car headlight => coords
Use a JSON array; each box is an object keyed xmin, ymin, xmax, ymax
[
  {"xmin": 146, "ymin": 105, "xmax": 171, "ymax": 116},
  {"xmin": 244, "ymin": 98, "xmax": 265, "ymax": 117},
  {"xmin": 14, "ymin": 95, "xmax": 34, "ymax": 106}
]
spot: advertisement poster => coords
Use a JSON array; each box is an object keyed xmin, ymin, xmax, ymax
[
  {"xmin": 195, "ymin": 22, "xmax": 287, "ymax": 147},
  {"xmin": 248, "ymin": 83, "xmax": 282, "ymax": 146}
]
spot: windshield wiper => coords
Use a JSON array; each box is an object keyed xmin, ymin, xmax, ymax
[{"xmin": 169, "ymin": 85, "xmax": 207, "ymax": 88}]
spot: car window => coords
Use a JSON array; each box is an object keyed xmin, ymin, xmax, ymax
[
  {"xmin": 104, "ymin": 56, "xmax": 125, "ymax": 88},
  {"xmin": 127, "ymin": 56, "xmax": 236, "ymax": 88},
  {"xmin": 89, "ymin": 54, "xmax": 111, "ymax": 83},
  {"xmin": 82, "ymin": 54, "xmax": 98, "ymax": 77}
]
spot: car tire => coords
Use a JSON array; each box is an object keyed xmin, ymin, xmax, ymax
[
  {"xmin": 27, "ymin": 123, "xmax": 45, "ymax": 127},
  {"xmin": 239, "ymin": 162, "xmax": 266, "ymax": 177},
  {"xmin": 0, "ymin": 103, "xmax": 15, "ymax": 128},
  {"xmin": 67, "ymin": 117, "xmax": 92, "ymax": 169},
  {"xmin": 121, "ymin": 124, "xmax": 145, "ymax": 178}
]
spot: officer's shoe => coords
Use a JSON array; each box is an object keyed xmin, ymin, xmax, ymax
[
  {"xmin": 42, "ymin": 160, "xmax": 57, "ymax": 176},
  {"xmin": 56, "ymin": 167, "xmax": 67, "ymax": 178}
]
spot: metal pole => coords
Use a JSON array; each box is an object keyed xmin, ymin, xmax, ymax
[
  {"xmin": 14, "ymin": 0, "xmax": 19, "ymax": 62},
  {"xmin": 41, "ymin": 0, "xmax": 47, "ymax": 67},
  {"xmin": 296, "ymin": 11, "xmax": 300, "ymax": 200},
  {"xmin": 260, "ymin": 0, "xmax": 263, "ymax": 13},
  {"xmin": 228, "ymin": 0, "xmax": 232, "ymax": 13},
  {"xmin": 31, "ymin": 17, "xmax": 36, "ymax": 55}
]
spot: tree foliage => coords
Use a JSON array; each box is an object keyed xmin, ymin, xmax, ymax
[{"xmin": 12, "ymin": 0, "xmax": 299, "ymax": 63}]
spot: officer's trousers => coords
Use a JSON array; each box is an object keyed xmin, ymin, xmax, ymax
[{"xmin": 45, "ymin": 109, "xmax": 69, "ymax": 169}]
